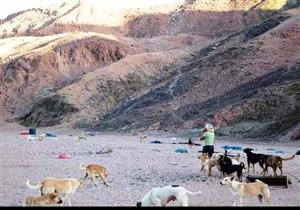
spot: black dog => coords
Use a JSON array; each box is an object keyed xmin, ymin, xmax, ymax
[
  {"xmin": 218, "ymin": 149, "xmax": 233, "ymax": 165},
  {"xmin": 243, "ymin": 148, "xmax": 270, "ymax": 174},
  {"xmin": 218, "ymin": 159, "xmax": 245, "ymax": 181}
]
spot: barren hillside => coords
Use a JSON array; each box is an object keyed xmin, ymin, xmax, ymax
[{"xmin": 0, "ymin": 0, "xmax": 299, "ymax": 141}]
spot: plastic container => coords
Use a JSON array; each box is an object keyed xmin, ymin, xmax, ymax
[
  {"xmin": 58, "ymin": 153, "xmax": 71, "ymax": 159},
  {"xmin": 29, "ymin": 128, "xmax": 36, "ymax": 135}
]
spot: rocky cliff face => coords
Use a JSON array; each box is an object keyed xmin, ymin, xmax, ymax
[
  {"xmin": 0, "ymin": 0, "xmax": 299, "ymax": 141},
  {"xmin": 91, "ymin": 8, "xmax": 300, "ymax": 140}
]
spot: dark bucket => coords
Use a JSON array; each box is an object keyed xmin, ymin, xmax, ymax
[{"xmin": 29, "ymin": 128, "xmax": 36, "ymax": 135}]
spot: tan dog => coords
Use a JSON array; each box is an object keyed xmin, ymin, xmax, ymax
[
  {"xmin": 261, "ymin": 154, "xmax": 295, "ymax": 176},
  {"xmin": 220, "ymin": 176, "xmax": 271, "ymax": 206},
  {"xmin": 80, "ymin": 163, "xmax": 109, "ymax": 187},
  {"xmin": 26, "ymin": 178, "xmax": 83, "ymax": 206},
  {"xmin": 25, "ymin": 193, "xmax": 63, "ymax": 206},
  {"xmin": 139, "ymin": 133, "xmax": 147, "ymax": 143},
  {"xmin": 198, "ymin": 153, "xmax": 222, "ymax": 176}
]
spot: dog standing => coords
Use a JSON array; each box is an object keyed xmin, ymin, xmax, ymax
[
  {"xmin": 25, "ymin": 193, "xmax": 63, "ymax": 206},
  {"xmin": 198, "ymin": 153, "xmax": 222, "ymax": 177},
  {"xmin": 218, "ymin": 156, "xmax": 246, "ymax": 181},
  {"xmin": 80, "ymin": 163, "xmax": 109, "ymax": 187},
  {"xmin": 139, "ymin": 133, "xmax": 147, "ymax": 143},
  {"xmin": 26, "ymin": 178, "xmax": 83, "ymax": 206},
  {"xmin": 261, "ymin": 154, "xmax": 296, "ymax": 176},
  {"xmin": 136, "ymin": 185, "xmax": 202, "ymax": 206},
  {"xmin": 243, "ymin": 148, "xmax": 270, "ymax": 174},
  {"xmin": 220, "ymin": 176, "xmax": 271, "ymax": 206}
]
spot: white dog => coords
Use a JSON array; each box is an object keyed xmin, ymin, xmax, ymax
[
  {"xmin": 136, "ymin": 185, "xmax": 202, "ymax": 206},
  {"xmin": 220, "ymin": 176, "xmax": 271, "ymax": 206}
]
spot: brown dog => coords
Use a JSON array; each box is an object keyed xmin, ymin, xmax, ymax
[
  {"xmin": 25, "ymin": 193, "xmax": 63, "ymax": 206},
  {"xmin": 261, "ymin": 154, "xmax": 296, "ymax": 176},
  {"xmin": 26, "ymin": 178, "xmax": 83, "ymax": 206},
  {"xmin": 80, "ymin": 163, "xmax": 109, "ymax": 187}
]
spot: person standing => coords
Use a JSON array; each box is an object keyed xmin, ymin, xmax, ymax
[{"xmin": 200, "ymin": 123, "xmax": 215, "ymax": 158}]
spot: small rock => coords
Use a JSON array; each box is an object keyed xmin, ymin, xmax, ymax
[{"xmin": 88, "ymin": 151, "xmax": 94, "ymax": 155}]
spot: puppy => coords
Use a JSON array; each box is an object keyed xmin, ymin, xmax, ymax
[
  {"xmin": 243, "ymin": 148, "xmax": 270, "ymax": 174},
  {"xmin": 198, "ymin": 153, "xmax": 222, "ymax": 176},
  {"xmin": 218, "ymin": 158, "xmax": 246, "ymax": 181},
  {"xmin": 220, "ymin": 176, "xmax": 271, "ymax": 206},
  {"xmin": 136, "ymin": 185, "xmax": 202, "ymax": 206},
  {"xmin": 80, "ymin": 163, "xmax": 109, "ymax": 187},
  {"xmin": 261, "ymin": 154, "xmax": 295, "ymax": 176},
  {"xmin": 26, "ymin": 178, "xmax": 83, "ymax": 206},
  {"xmin": 25, "ymin": 193, "xmax": 63, "ymax": 206}
]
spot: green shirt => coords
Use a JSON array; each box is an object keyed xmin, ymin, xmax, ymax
[{"xmin": 203, "ymin": 131, "xmax": 215, "ymax": 145}]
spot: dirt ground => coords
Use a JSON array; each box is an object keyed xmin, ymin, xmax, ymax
[{"xmin": 0, "ymin": 125, "xmax": 299, "ymax": 206}]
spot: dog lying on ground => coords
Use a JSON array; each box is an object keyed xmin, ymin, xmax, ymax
[
  {"xmin": 261, "ymin": 154, "xmax": 296, "ymax": 176},
  {"xmin": 218, "ymin": 156, "xmax": 246, "ymax": 181},
  {"xmin": 220, "ymin": 176, "xmax": 271, "ymax": 206},
  {"xmin": 198, "ymin": 153, "xmax": 222, "ymax": 177},
  {"xmin": 80, "ymin": 163, "xmax": 109, "ymax": 187},
  {"xmin": 243, "ymin": 148, "xmax": 270, "ymax": 174},
  {"xmin": 26, "ymin": 178, "xmax": 83, "ymax": 206},
  {"xmin": 136, "ymin": 185, "xmax": 202, "ymax": 206},
  {"xmin": 25, "ymin": 193, "xmax": 63, "ymax": 206}
]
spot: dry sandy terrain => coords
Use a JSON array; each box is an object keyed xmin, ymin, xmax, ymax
[{"xmin": 0, "ymin": 124, "xmax": 299, "ymax": 206}]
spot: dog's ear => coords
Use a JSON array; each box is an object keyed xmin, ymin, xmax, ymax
[
  {"xmin": 230, "ymin": 176, "xmax": 234, "ymax": 181},
  {"xmin": 136, "ymin": 202, "xmax": 142, "ymax": 207}
]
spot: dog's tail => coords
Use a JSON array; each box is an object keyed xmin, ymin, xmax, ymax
[
  {"xmin": 185, "ymin": 189, "xmax": 202, "ymax": 196},
  {"xmin": 281, "ymin": 155, "xmax": 296, "ymax": 161},
  {"xmin": 26, "ymin": 179, "xmax": 41, "ymax": 190},
  {"xmin": 79, "ymin": 163, "xmax": 86, "ymax": 170}
]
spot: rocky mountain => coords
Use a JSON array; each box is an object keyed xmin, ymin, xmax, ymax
[{"xmin": 0, "ymin": 0, "xmax": 299, "ymax": 141}]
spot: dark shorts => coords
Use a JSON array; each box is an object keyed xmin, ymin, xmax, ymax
[{"xmin": 202, "ymin": 145, "xmax": 214, "ymax": 157}]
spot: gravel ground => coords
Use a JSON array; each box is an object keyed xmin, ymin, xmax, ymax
[{"xmin": 0, "ymin": 127, "xmax": 299, "ymax": 206}]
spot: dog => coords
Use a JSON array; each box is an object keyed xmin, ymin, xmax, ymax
[
  {"xmin": 261, "ymin": 154, "xmax": 296, "ymax": 176},
  {"xmin": 80, "ymin": 163, "xmax": 109, "ymax": 187},
  {"xmin": 198, "ymin": 153, "xmax": 222, "ymax": 176},
  {"xmin": 243, "ymin": 148, "xmax": 270, "ymax": 174},
  {"xmin": 25, "ymin": 193, "xmax": 63, "ymax": 206},
  {"xmin": 136, "ymin": 185, "xmax": 202, "ymax": 206},
  {"xmin": 26, "ymin": 178, "xmax": 83, "ymax": 206},
  {"xmin": 234, "ymin": 153, "xmax": 241, "ymax": 163},
  {"xmin": 139, "ymin": 132, "xmax": 147, "ymax": 143},
  {"xmin": 218, "ymin": 157, "xmax": 246, "ymax": 181},
  {"xmin": 75, "ymin": 135, "xmax": 86, "ymax": 143},
  {"xmin": 220, "ymin": 176, "xmax": 271, "ymax": 206},
  {"xmin": 38, "ymin": 135, "xmax": 45, "ymax": 142}
]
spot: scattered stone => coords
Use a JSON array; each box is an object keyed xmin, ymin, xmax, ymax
[
  {"xmin": 88, "ymin": 151, "xmax": 94, "ymax": 155},
  {"xmin": 152, "ymin": 149, "xmax": 160, "ymax": 152},
  {"xmin": 95, "ymin": 148, "xmax": 113, "ymax": 154}
]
